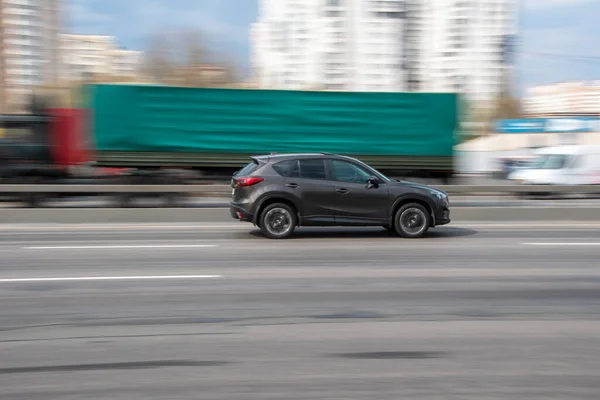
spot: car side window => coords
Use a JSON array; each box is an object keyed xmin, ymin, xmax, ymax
[
  {"xmin": 272, "ymin": 160, "xmax": 297, "ymax": 177},
  {"xmin": 295, "ymin": 159, "xmax": 327, "ymax": 180},
  {"xmin": 331, "ymin": 160, "xmax": 372, "ymax": 184},
  {"xmin": 568, "ymin": 155, "xmax": 583, "ymax": 170}
]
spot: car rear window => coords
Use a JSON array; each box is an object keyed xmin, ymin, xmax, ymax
[{"xmin": 237, "ymin": 161, "xmax": 260, "ymax": 176}]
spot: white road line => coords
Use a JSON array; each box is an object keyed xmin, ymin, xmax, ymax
[
  {"xmin": 461, "ymin": 223, "xmax": 600, "ymax": 228},
  {"xmin": 523, "ymin": 242, "xmax": 600, "ymax": 246},
  {"xmin": 0, "ymin": 224, "xmax": 247, "ymax": 231},
  {"xmin": 3, "ymin": 222, "xmax": 600, "ymax": 231},
  {"xmin": 23, "ymin": 244, "xmax": 218, "ymax": 250},
  {"xmin": 0, "ymin": 275, "xmax": 223, "ymax": 283}
]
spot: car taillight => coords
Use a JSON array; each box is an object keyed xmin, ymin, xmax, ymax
[{"xmin": 236, "ymin": 177, "xmax": 264, "ymax": 187}]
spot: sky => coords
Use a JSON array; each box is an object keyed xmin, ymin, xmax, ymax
[{"xmin": 68, "ymin": 0, "xmax": 600, "ymax": 91}]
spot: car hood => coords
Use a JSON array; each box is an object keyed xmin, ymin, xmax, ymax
[{"xmin": 390, "ymin": 180, "xmax": 448, "ymax": 197}]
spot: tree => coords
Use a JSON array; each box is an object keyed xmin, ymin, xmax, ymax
[
  {"xmin": 490, "ymin": 68, "xmax": 522, "ymax": 121},
  {"xmin": 143, "ymin": 33, "xmax": 175, "ymax": 83},
  {"xmin": 461, "ymin": 70, "xmax": 522, "ymax": 140},
  {"xmin": 141, "ymin": 29, "xmax": 240, "ymax": 88},
  {"xmin": 220, "ymin": 56, "xmax": 239, "ymax": 87},
  {"xmin": 490, "ymin": 92, "xmax": 522, "ymax": 121},
  {"xmin": 177, "ymin": 29, "xmax": 207, "ymax": 86}
]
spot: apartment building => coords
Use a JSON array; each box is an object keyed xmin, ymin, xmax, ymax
[
  {"xmin": 524, "ymin": 81, "xmax": 600, "ymax": 118},
  {"xmin": 252, "ymin": 0, "xmax": 518, "ymax": 103},
  {"xmin": 0, "ymin": 0, "xmax": 62, "ymax": 112},
  {"xmin": 418, "ymin": 0, "xmax": 517, "ymax": 102},
  {"xmin": 253, "ymin": 0, "xmax": 406, "ymax": 92},
  {"xmin": 60, "ymin": 34, "xmax": 143, "ymax": 81}
]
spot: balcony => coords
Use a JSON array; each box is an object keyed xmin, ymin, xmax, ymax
[
  {"xmin": 324, "ymin": 76, "xmax": 347, "ymax": 86},
  {"xmin": 323, "ymin": 55, "xmax": 347, "ymax": 64},
  {"xmin": 371, "ymin": 0, "xmax": 404, "ymax": 18},
  {"xmin": 324, "ymin": 9, "xmax": 344, "ymax": 18},
  {"xmin": 371, "ymin": 0, "xmax": 403, "ymax": 12}
]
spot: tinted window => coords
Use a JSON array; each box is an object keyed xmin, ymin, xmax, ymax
[
  {"xmin": 272, "ymin": 160, "xmax": 298, "ymax": 177},
  {"xmin": 331, "ymin": 160, "xmax": 372, "ymax": 184},
  {"xmin": 531, "ymin": 154, "xmax": 567, "ymax": 170},
  {"xmin": 296, "ymin": 159, "xmax": 327, "ymax": 180}
]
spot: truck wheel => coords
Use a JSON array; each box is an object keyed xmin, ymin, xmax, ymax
[
  {"xmin": 394, "ymin": 203, "xmax": 431, "ymax": 238},
  {"xmin": 164, "ymin": 193, "xmax": 180, "ymax": 208},
  {"xmin": 22, "ymin": 177, "xmax": 44, "ymax": 208},
  {"xmin": 116, "ymin": 193, "xmax": 132, "ymax": 208},
  {"xmin": 25, "ymin": 192, "xmax": 42, "ymax": 208}
]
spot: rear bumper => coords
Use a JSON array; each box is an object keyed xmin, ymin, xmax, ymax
[{"xmin": 230, "ymin": 204, "xmax": 255, "ymax": 222}]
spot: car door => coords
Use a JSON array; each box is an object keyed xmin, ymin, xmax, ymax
[
  {"xmin": 327, "ymin": 159, "xmax": 391, "ymax": 225},
  {"xmin": 283, "ymin": 158, "xmax": 336, "ymax": 225}
]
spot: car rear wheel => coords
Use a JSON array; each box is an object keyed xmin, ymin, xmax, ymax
[
  {"xmin": 394, "ymin": 203, "xmax": 430, "ymax": 238},
  {"xmin": 260, "ymin": 203, "xmax": 297, "ymax": 239}
]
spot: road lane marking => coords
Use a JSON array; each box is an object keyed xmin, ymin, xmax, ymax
[
  {"xmin": 4, "ymin": 222, "xmax": 600, "ymax": 232},
  {"xmin": 0, "ymin": 275, "xmax": 223, "ymax": 283},
  {"xmin": 523, "ymin": 242, "xmax": 600, "ymax": 246},
  {"xmin": 23, "ymin": 244, "xmax": 218, "ymax": 250},
  {"xmin": 0, "ymin": 224, "xmax": 248, "ymax": 231}
]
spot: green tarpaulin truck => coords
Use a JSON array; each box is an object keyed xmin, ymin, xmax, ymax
[{"xmin": 89, "ymin": 83, "xmax": 459, "ymax": 182}]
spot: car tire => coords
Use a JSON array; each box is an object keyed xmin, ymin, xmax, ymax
[
  {"xmin": 394, "ymin": 203, "xmax": 431, "ymax": 239},
  {"xmin": 260, "ymin": 203, "xmax": 297, "ymax": 239}
]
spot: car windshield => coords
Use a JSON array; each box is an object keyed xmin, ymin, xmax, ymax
[{"xmin": 529, "ymin": 154, "xmax": 569, "ymax": 170}]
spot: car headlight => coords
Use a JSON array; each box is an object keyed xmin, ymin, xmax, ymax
[{"xmin": 434, "ymin": 191, "xmax": 448, "ymax": 202}]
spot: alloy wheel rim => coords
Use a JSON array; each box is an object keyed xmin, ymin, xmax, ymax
[
  {"xmin": 400, "ymin": 208, "xmax": 426, "ymax": 235},
  {"xmin": 264, "ymin": 208, "xmax": 292, "ymax": 236}
]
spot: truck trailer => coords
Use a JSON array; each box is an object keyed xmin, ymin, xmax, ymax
[{"xmin": 1, "ymin": 85, "xmax": 459, "ymax": 206}]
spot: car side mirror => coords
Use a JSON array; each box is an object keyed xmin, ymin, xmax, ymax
[{"xmin": 367, "ymin": 176, "xmax": 380, "ymax": 189}]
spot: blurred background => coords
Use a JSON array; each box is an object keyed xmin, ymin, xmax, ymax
[
  {"xmin": 2, "ymin": 2, "xmax": 600, "ymax": 399},
  {"xmin": 0, "ymin": 0, "xmax": 599, "ymax": 201}
]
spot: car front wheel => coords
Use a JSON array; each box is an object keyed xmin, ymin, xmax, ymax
[
  {"xmin": 260, "ymin": 203, "xmax": 297, "ymax": 239},
  {"xmin": 394, "ymin": 203, "xmax": 431, "ymax": 238}
]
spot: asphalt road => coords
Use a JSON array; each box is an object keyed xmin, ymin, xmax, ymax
[
  {"xmin": 3, "ymin": 195, "xmax": 600, "ymax": 209},
  {"xmin": 1, "ymin": 223, "xmax": 600, "ymax": 399}
]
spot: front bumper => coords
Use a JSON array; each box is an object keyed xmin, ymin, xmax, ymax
[
  {"xmin": 433, "ymin": 196, "xmax": 451, "ymax": 226},
  {"xmin": 436, "ymin": 207, "xmax": 451, "ymax": 226}
]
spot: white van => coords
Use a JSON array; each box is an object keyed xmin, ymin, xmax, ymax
[{"xmin": 507, "ymin": 145, "xmax": 600, "ymax": 185}]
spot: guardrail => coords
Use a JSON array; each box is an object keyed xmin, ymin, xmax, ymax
[
  {"xmin": 2, "ymin": 184, "xmax": 600, "ymax": 195},
  {"xmin": 0, "ymin": 185, "xmax": 228, "ymax": 194}
]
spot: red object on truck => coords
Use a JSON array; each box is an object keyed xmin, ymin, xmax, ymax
[
  {"xmin": 46, "ymin": 108, "xmax": 126, "ymax": 176},
  {"xmin": 47, "ymin": 108, "xmax": 91, "ymax": 167}
]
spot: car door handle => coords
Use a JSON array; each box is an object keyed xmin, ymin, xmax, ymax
[
  {"xmin": 286, "ymin": 183, "xmax": 298, "ymax": 189},
  {"xmin": 336, "ymin": 188, "xmax": 349, "ymax": 194}
]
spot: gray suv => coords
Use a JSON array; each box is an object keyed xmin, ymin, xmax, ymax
[{"xmin": 230, "ymin": 153, "xmax": 450, "ymax": 239}]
